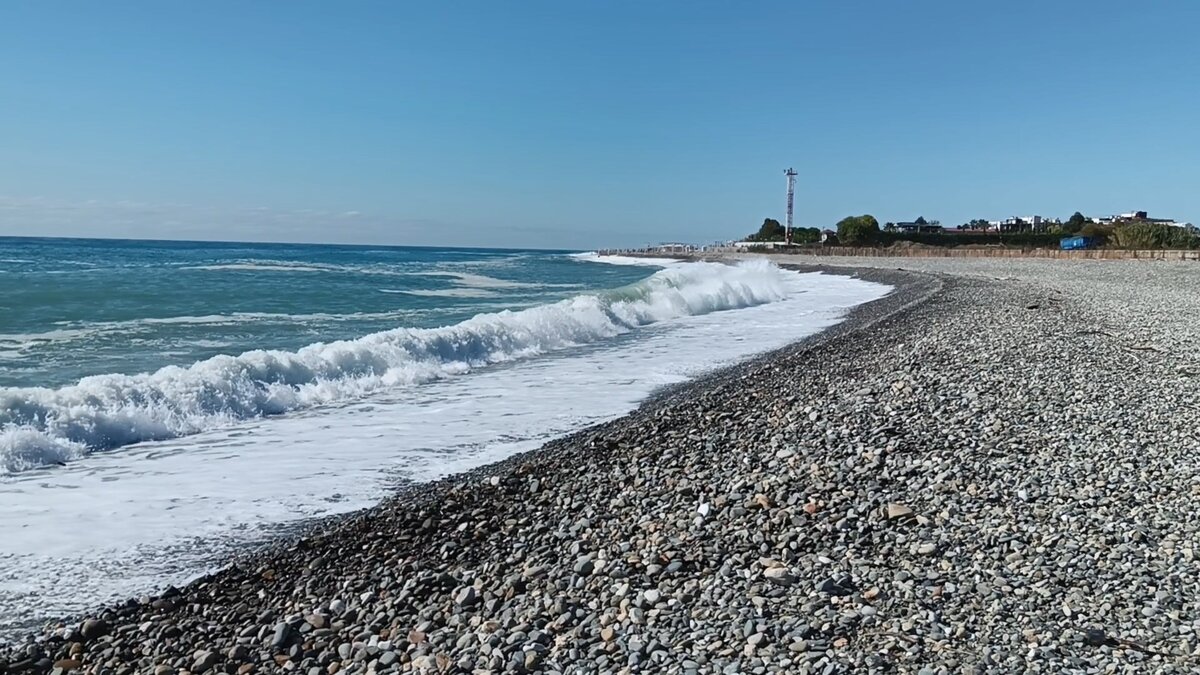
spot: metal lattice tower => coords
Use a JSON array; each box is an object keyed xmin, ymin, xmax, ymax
[{"xmin": 784, "ymin": 168, "xmax": 797, "ymax": 244}]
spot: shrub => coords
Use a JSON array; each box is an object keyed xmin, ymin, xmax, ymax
[
  {"xmin": 875, "ymin": 231, "xmax": 1064, "ymax": 248},
  {"xmin": 1111, "ymin": 222, "xmax": 1199, "ymax": 249},
  {"xmin": 746, "ymin": 218, "xmax": 785, "ymax": 242},
  {"xmin": 791, "ymin": 227, "xmax": 821, "ymax": 244},
  {"xmin": 836, "ymin": 215, "xmax": 880, "ymax": 246},
  {"xmin": 1078, "ymin": 223, "xmax": 1112, "ymax": 245}
]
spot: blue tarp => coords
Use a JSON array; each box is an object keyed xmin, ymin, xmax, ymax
[{"xmin": 1060, "ymin": 236, "xmax": 1091, "ymax": 250}]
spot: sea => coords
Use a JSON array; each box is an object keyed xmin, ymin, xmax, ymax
[{"xmin": 0, "ymin": 236, "xmax": 891, "ymax": 636}]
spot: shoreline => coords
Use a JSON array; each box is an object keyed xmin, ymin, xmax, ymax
[
  {"xmin": 5, "ymin": 257, "xmax": 1200, "ymax": 673},
  {"xmin": 0, "ymin": 265, "xmax": 929, "ymax": 659}
]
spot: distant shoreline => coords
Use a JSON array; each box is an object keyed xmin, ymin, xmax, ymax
[{"xmin": 598, "ymin": 246, "xmax": 1200, "ymax": 261}]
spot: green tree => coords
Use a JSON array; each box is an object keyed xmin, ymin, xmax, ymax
[
  {"xmin": 1064, "ymin": 211, "xmax": 1088, "ymax": 234},
  {"xmin": 915, "ymin": 216, "xmax": 928, "ymax": 226},
  {"xmin": 1111, "ymin": 222, "xmax": 1199, "ymax": 250},
  {"xmin": 836, "ymin": 215, "xmax": 881, "ymax": 246},
  {"xmin": 748, "ymin": 218, "xmax": 785, "ymax": 241},
  {"xmin": 1078, "ymin": 222, "xmax": 1111, "ymax": 244},
  {"xmin": 791, "ymin": 227, "xmax": 821, "ymax": 244}
]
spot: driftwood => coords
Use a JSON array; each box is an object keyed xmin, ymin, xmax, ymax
[
  {"xmin": 1126, "ymin": 344, "xmax": 1167, "ymax": 353},
  {"xmin": 1072, "ymin": 330, "xmax": 1172, "ymax": 354}
]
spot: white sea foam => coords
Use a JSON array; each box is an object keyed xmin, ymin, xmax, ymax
[
  {"xmin": 569, "ymin": 251, "xmax": 680, "ymax": 267},
  {"xmin": 416, "ymin": 271, "xmax": 539, "ymax": 289},
  {"xmin": 0, "ymin": 310, "xmax": 428, "ymax": 354},
  {"xmin": 0, "ymin": 327, "xmax": 100, "ymax": 348},
  {"xmin": 0, "ymin": 260, "xmax": 791, "ymax": 473},
  {"xmin": 100, "ymin": 309, "xmax": 420, "ymax": 326},
  {"xmin": 181, "ymin": 262, "xmax": 335, "ymax": 273},
  {"xmin": 390, "ymin": 288, "xmax": 499, "ymax": 298},
  {"xmin": 180, "ymin": 259, "xmax": 563, "ymax": 293},
  {"xmin": 186, "ymin": 340, "xmax": 232, "ymax": 349},
  {"xmin": 408, "ymin": 270, "xmax": 580, "ymax": 291},
  {"xmin": 181, "ymin": 259, "xmax": 409, "ymax": 275}
]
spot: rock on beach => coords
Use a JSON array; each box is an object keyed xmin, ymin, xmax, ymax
[{"xmin": 3, "ymin": 257, "xmax": 1199, "ymax": 673}]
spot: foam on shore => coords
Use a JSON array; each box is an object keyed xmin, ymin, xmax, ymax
[{"xmin": 0, "ymin": 260, "xmax": 791, "ymax": 473}]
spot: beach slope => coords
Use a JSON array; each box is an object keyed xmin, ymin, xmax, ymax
[{"xmin": 4, "ymin": 258, "xmax": 1200, "ymax": 674}]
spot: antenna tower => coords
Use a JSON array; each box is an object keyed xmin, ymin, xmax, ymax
[{"xmin": 784, "ymin": 168, "xmax": 797, "ymax": 244}]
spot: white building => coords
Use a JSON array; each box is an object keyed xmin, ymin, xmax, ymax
[
  {"xmin": 730, "ymin": 240, "xmax": 791, "ymax": 250},
  {"xmin": 1091, "ymin": 210, "xmax": 1191, "ymax": 228},
  {"xmin": 985, "ymin": 215, "xmax": 1060, "ymax": 232}
]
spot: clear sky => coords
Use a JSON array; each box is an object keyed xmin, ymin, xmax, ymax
[{"xmin": 2, "ymin": 1, "xmax": 1198, "ymax": 249}]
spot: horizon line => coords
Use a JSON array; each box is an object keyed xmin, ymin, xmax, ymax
[{"xmin": 0, "ymin": 233, "xmax": 584, "ymax": 254}]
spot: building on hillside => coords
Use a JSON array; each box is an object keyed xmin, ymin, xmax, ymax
[
  {"xmin": 985, "ymin": 215, "xmax": 1061, "ymax": 233},
  {"xmin": 649, "ymin": 242, "xmax": 698, "ymax": 253},
  {"xmin": 890, "ymin": 220, "xmax": 944, "ymax": 234},
  {"xmin": 730, "ymin": 240, "xmax": 791, "ymax": 250},
  {"xmin": 1091, "ymin": 210, "xmax": 1193, "ymax": 229}
]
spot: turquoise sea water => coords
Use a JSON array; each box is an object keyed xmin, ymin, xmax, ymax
[
  {"xmin": 0, "ymin": 237, "xmax": 826, "ymax": 473},
  {"xmin": 0, "ymin": 235, "xmax": 893, "ymax": 636},
  {"xmin": 0, "ymin": 237, "xmax": 647, "ymax": 389}
]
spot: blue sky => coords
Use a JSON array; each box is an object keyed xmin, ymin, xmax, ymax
[{"xmin": 1, "ymin": 1, "xmax": 1198, "ymax": 249}]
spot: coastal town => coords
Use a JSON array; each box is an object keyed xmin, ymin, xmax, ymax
[
  {"xmin": 611, "ymin": 208, "xmax": 1199, "ymax": 256},
  {"xmin": 617, "ymin": 175, "xmax": 1199, "ymax": 256},
  {"xmin": 886, "ymin": 210, "xmax": 1193, "ymax": 234}
]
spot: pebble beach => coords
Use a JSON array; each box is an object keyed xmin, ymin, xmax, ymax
[{"xmin": 4, "ymin": 257, "xmax": 1200, "ymax": 675}]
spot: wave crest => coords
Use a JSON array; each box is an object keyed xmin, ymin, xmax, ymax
[{"xmin": 0, "ymin": 260, "xmax": 791, "ymax": 473}]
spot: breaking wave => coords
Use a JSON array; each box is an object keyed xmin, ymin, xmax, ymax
[{"xmin": 0, "ymin": 260, "xmax": 792, "ymax": 473}]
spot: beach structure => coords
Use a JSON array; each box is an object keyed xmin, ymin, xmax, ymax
[
  {"xmin": 784, "ymin": 168, "xmax": 797, "ymax": 244},
  {"xmin": 893, "ymin": 220, "xmax": 944, "ymax": 234},
  {"xmin": 1060, "ymin": 235, "xmax": 1092, "ymax": 250},
  {"xmin": 647, "ymin": 242, "xmax": 697, "ymax": 253}
]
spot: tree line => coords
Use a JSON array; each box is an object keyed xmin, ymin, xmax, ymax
[
  {"xmin": 743, "ymin": 218, "xmax": 821, "ymax": 244},
  {"xmin": 743, "ymin": 215, "xmax": 887, "ymax": 246},
  {"xmin": 742, "ymin": 212, "xmax": 1197, "ymax": 249}
]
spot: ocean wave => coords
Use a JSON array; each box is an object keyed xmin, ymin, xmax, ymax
[
  {"xmin": 181, "ymin": 262, "xmax": 336, "ymax": 273},
  {"xmin": 570, "ymin": 252, "xmax": 680, "ymax": 267},
  {"xmin": 0, "ymin": 260, "xmax": 792, "ymax": 473},
  {"xmin": 0, "ymin": 327, "xmax": 99, "ymax": 349},
  {"xmin": 178, "ymin": 259, "xmax": 576, "ymax": 297},
  {"xmin": 180, "ymin": 259, "xmax": 555, "ymax": 288},
  {"xmin": 402, "ymin": 272, "xmax": 580, "ymax": 293},
  {"xmin": 180, "ymin": 259, "xmax": 412, "ymax": 275},
  {"xmin": 414, "ymin": 271, "xmax": 541, "ymax": 289},
  {"xmin": 0, "ymin": 311, "xmax": 427, "ymax": 353}
]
